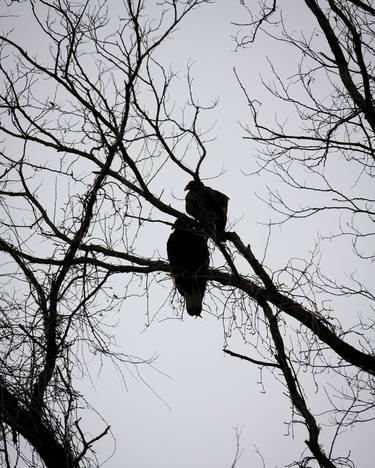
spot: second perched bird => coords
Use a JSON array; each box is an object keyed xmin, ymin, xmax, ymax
[
  {"xmin": 185, "ymin": 180, "xmax": 229, "ymax": 241},
  {"xmin": 167, "ymin": 217, "xmax": 209, "ymax": 317}
]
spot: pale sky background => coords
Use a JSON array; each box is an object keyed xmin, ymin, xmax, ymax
[{"xmin": 1, "ymin": 1, "xmax": 373, "ymax": 467}]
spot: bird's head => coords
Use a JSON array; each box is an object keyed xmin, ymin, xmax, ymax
[
  {"xmin": 184, "ymin": 180, "xmax": 204, "ymax": 191},
  {"xmin": 172, "ymin": 216, "xmax": 194, "ymax": 230},
  {"xmin": 172, "ymin": 216, "xmax": 204, "ymax": 235}
]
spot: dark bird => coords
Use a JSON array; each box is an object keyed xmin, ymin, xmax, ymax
[
  {"xmin": 185, "ymin": 180, "xmax": 229, "ymax": 241},
  {"xmin": 167, "ymin": 216, "xmax": 209, "ymax": 317}
]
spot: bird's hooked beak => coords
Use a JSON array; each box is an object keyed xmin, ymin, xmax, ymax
[{"xmin": 185, "ymin": 180, "xmax": 202, "ymax": 191}]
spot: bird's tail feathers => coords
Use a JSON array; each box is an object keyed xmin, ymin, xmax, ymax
[{"xmin": 185, "ymin": 293, "xmax": 202, "ymax": 317}]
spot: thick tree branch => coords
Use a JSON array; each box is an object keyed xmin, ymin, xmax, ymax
[
  {"xmin": 260, "ymin": 300, "xmax": 336, "ymax": 468},
  {"xmin": 0, "ymin": 380, "xmax": 75, "ymax": 468},
  {"xmin": 304, "ymin": 0, "xmax": 375, "ymax": 131}
]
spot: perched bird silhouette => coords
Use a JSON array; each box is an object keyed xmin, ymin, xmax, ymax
[
  {"xmin": 185, "ymin": 180, "xmax": 229, "ymax": 241},
  {"xmin": 167, "ymin": 216, "xmax": 209, "ymax": 317}
]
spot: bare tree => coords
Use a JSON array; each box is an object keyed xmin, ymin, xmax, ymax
[
  {"xmin": 230, "ymin": 0, "xmax": 375, "ymax": 466},
  {"xmin": 0, "ymin": 1, "xmax": 374, "ymax": 467}
]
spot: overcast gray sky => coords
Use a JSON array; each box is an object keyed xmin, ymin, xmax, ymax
[{"xmin": 1, "ymin": 1, "xmax": 373, "ymax": 467}]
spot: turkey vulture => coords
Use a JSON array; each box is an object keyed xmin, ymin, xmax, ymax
[
  {"xmin": 185, "ymin": 180, "xmax": 229, "ymax": 240},
  {"xmin": 167, "ymin": 216, "xmax": 209, "ymax": 317}
]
